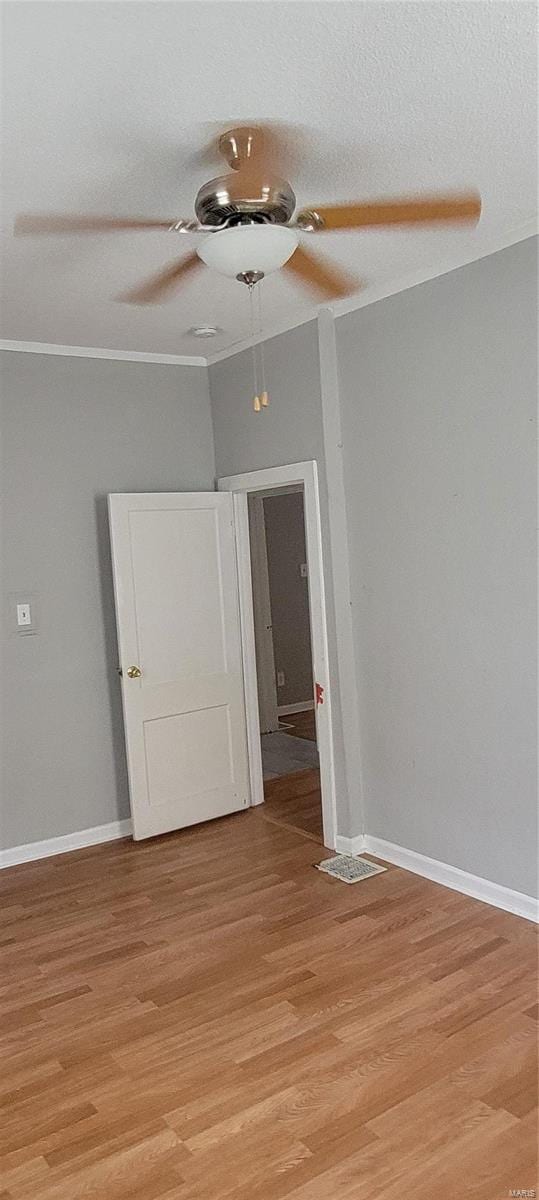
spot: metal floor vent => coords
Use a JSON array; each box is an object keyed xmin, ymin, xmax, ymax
[{"xmin": 315, "ymin": 854, "xmax": 387, "ymax": 884}]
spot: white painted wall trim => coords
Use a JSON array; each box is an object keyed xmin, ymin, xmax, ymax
[
  {"xmin": 4, "ymin": 228, "xmax": 535, "ymax": 370},
  {"xmin": 248, "ymin": 494, "xmax": 280, "ymax": 734},
  {"xmin": 335, "ymin": 834, "xmax": 367, "ymax": 857},
  {"xmin": 0, "ymin": 340, "xmax": 206, "ymax": 366},
  {"xmin": 205, "ymin": 222, "xmax": 538, "ymax": 364},
  {"xmin": 318, "ymin": 308, "xmax": 365, "ymax": 838},
  {"xmin": 362, "ymin": 836, "xmax": 538, "ymax": 924},
  {"xmin": 219, "ymin": 461, "xmax": 337, "ymax": 850},
  {"xmin": 278, "ymin": 702, "xmax": 315, "ymax": 715},
  {"xmin": 230, "ymin": 493, "xmax": 265, "ymax": 807},
  {"xmin": 321, "ymin": 219, "xmax": 538, "ymax": 323},
  {"xmin": 0, "ymin": 819, "xmax": 133, "ymax": 870},
  {"xmin": 2, "ymin": 820, "xmax": 537, "ymax": 925}
]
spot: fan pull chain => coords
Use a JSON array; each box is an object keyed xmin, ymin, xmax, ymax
[
  {"xmin": 257, "ymin": 285, "xmax": 268, "ymax": 408},
  {"xmin": 248, "ymin": 283, "xmax": 261, "ymax": 411}
]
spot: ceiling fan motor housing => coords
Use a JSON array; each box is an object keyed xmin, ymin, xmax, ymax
[{"xmin": 194, "ymin": 172, "xmax": 296, "ymax": 228}]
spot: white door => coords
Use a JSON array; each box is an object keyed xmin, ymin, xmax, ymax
[{"xmin": 108, "ymin": 492, "xmax": 250, "ymax": 840}]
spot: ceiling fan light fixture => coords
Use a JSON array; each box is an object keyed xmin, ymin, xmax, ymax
[{"xmin": 197, "ymin": 224, "xmax": 299, "ymax": 279}]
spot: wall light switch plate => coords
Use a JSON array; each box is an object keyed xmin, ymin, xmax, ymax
[
  {"xmin": 10, "ymin": 593, "xmax": 38, "ymax": 635},
  {"xmin": 300, "ymin": 563, "xmax": 308, "ymax": 578},
  {"xmin": 17, "ymin": 603, "xmax": 32, "ymax": 627},
  {"xmin": 277, "ymin": 670, "xmax": 285, "ymax": 688}
]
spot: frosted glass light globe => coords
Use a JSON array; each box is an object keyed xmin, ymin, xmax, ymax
[{"xmin": 197, "ymin": 224, "xmax": 299, "ymax": 278}]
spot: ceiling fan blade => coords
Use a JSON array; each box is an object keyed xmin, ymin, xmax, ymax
[
  {"xmin": 284, "ymin": 245, "xmax": 359, "ymax": 300},
  {"xmin": 118, "ymin": 253, "xmax": 202, "ymax": 305},
  {"xmin": 14, "ymin": 214, "xmax": 183, "ymax": 235},
  {"xmin": 297, "ymin": 192, "xmax": 482, "ymax": 231}
]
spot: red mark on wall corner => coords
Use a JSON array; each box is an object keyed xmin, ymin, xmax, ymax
[{"xmin": 315, "ymin": 683, "xmax": 325, "ymax": 707}]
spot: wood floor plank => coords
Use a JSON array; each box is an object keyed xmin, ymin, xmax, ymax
[
  {"xmin": 262, "ymin": 766, "xmax": 323, "ymax": 841},
  {"xmin": 0, "ymin": 801, "xmax": 536, "ymax": 1199},
  {"xmin": 280, "ymin": 711, "xmax": 317, "ymax": 742}
]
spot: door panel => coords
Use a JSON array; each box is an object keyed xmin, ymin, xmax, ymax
[
  {"xmin": 144, "ymin": 706, "xmax": 234, "ymax": 810},
  {"xmin": 129, "ymin": 507, "xmax": 227, "ymax": 681},
  {"xmin": 108, "ymin": 492, "xmax": 249, "ymax": 840}
]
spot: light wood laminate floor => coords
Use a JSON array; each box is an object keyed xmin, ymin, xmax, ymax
[
  {"xmin": 263, "ymin": 768, "xmax": 323, "ymax": 842},
  {"xmin": 0, "ymin": 812, "xmax": 537, "ymax": 1199},
  {"xmin": 281, "ymin": 710, "xmax": 317, "ymax": 742}
]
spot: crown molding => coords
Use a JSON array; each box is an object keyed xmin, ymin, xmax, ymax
[
  {"xmin": 1, "ymin": 221, "xmax": 536, "ymax": 370},
  {"xmin": 205, "ymin": 219, "xmax": 538, "ymax": 365},
  {"xmin": 205, "ymin": 311, "xmax": 318, "ymax": 366},
  {"xmin": 327, "ymin": 217, "xmax": 538, "ymax": 323},
  {"xmin": 0, "ymin": 340, "xmax": 207, "ymax": 366}
]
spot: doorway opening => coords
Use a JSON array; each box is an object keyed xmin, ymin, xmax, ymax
[
  {"xmin": 248, "ymin": 486, "xmax": 321, "ymax": 842},
  {"xmin": 218, "ymin": 461, "xmax": 337, "ymax": 850}
]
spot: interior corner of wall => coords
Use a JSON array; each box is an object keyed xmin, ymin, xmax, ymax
[{"xmin": 317, "ymin": 306, "xmax": 366, "ymax": 847}]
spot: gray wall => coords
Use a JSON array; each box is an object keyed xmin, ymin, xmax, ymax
[
  {"xmin": 3, "ymin": 237, "xmax": 535, "ymax": 895},
  {"xmin": 263, "ymin": 491, "xmax": 313, "ymax": 708},
  {"xmin": 1, "ymin": 352, "xmax": 214, "ymax": 849},
  {"xmin": 210, "ymin": 320, "xmax": 353, "ymax": 836},
  {"xmin": 210, "ymin": 322, "xmax": 324, "ymax": 478},
  {"xmin": 337, "ymin": 238, "xmax": 538, "ymax": 896}
]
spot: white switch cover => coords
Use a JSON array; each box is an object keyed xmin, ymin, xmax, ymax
[
  {"xmin": 11, "ymin": 593, "xmax": 38, "ymax": 635},
  {"xmin": 277, "ymin": 670, "xmax": 285, "ymax": 688},
  {"xmin": 300, "ymin": 563, "xmax": 308, "ymax": 578},
  {"xmin": 17, "ymin": 603, "xmax": 32, "ymax": 626}
]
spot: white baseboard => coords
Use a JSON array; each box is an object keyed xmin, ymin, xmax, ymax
[
  {"xmin": 362, "ymin": 836, "xmax": 538, "ymax": 924},
  {"xmin": 0, "ymin": 819, "xmax": 133, "ymax": 869},
  {"xmin": 277, "ymin": 702, "xmax": 315, "ymax": 715},
  {"xmin": 2, "ymin": 820, "xmax": 537, "ymax": 925},
  {"xmin": 335, "ymin": 834, "xmax": 367, "ymax": 857}
]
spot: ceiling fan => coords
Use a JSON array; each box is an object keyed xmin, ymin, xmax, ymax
[{"xmin": 15, "ymin": 125, "xmax": 481, "ymax": 305}]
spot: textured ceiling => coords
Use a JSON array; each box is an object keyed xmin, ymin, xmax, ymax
[{"xmin": 1, "ymin": 1, "xmax": 537, "ymax": 361}]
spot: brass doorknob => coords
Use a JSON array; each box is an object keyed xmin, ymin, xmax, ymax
[{"xmin": 126, "ymin": 665, "xmax": 142, "ymax": 679}]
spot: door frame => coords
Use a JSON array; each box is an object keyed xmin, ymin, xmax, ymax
[
  {"xmin": 218, "ymin": 461, "xmax": 337, "ymax": 850},
  {"xmin": 247, "ymin": 494, "xmax": 279, "ymax": 734}
]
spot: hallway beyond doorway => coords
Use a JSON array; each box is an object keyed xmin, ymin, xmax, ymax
[
  {"xmin": 281, "ymin": 708, "xmax": 317, "ymax": 741},
  {"xmin": 261, "ymin": 728, "xmax": 319, "ymax": 780},
  {"xmin": 261, "ymin": 705, "xmax": 321, "ymax": 841}
]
